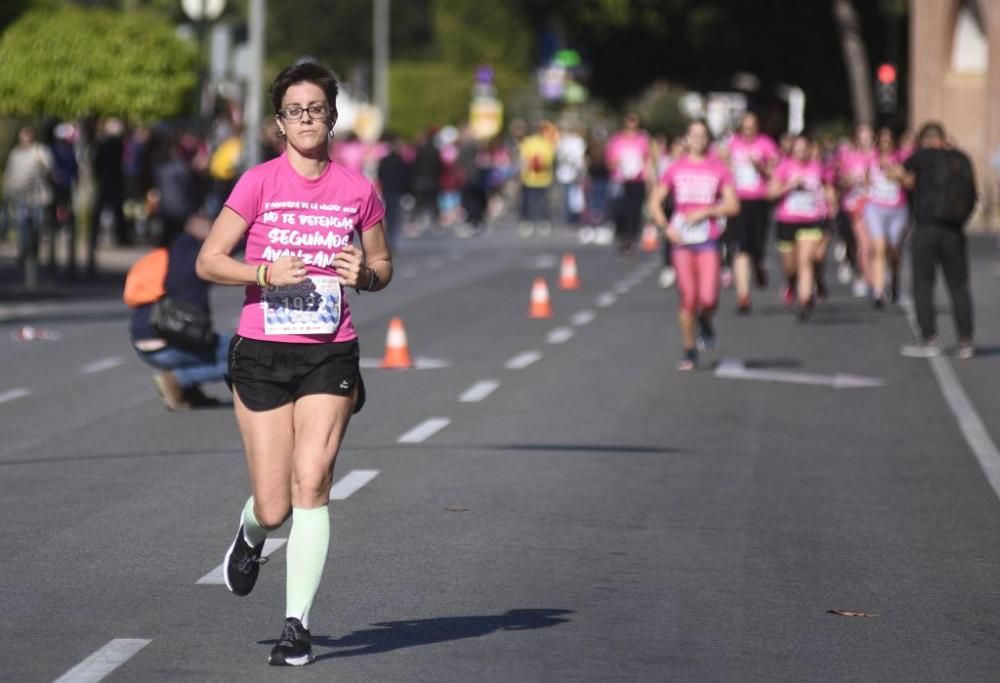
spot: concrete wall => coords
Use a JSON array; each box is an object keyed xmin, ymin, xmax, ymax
[{"xmin": 911, "ymin": 0, "xmax": 1000, "ymax": 232}]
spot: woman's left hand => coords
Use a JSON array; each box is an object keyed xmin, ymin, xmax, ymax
[{"xmin": 333, "ymin": 245, "xmax": 365, "ymax": 288}]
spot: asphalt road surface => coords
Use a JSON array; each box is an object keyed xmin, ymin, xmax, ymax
[{"xmin": 3, "ymin": 228, "xmax": 1000, "ymax": 682}]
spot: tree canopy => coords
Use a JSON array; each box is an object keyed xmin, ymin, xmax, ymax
[{"xmin": 0, "ymin": 3, "xmax": 197, "ymax": 122}]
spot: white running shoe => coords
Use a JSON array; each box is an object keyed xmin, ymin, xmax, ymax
[
  {"xmin": 851, "ymin": 278, "xmax": 868, "ymax": 298},
  {"xmin": 900, "ymin": 338, "xmax": 942, "ymax": 358},
  {"xmin": 837, "ymin": 262, "xmax": 853, "ymax": 285},
  {"xmin": 659, "ymin": 267, "xmax": 677, "ymax": 289}
]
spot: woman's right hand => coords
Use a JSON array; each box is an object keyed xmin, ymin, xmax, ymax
[{"xmin": 265, "ymin": 256, "xmax": 308, "ymax": 287}]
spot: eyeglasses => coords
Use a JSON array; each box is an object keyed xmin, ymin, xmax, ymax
[{"xmin": 278, "ymin": 104, "xmax": 329, "ymax": 120}]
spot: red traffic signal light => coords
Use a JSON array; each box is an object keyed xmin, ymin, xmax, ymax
[{"xmin": 877, "ymin": 63, "xmax": 897, "ymax": 84}]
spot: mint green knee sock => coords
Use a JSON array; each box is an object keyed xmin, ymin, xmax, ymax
[
  {"xmin": 242, "ymin": 496, "xmax": 269, "ymax": 547},
  {"xmin": 285, "ymin": 505, "xmax": 330, "ymax": 629}
]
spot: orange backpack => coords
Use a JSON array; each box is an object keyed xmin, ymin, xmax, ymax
[{"xmin": 123, "ymin": 247, "xmax": 168, "ymax": 308}]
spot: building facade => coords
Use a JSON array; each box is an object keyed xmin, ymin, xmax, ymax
[{"xmin": 911, "ymin": 0, "xmax": 1000, "ymax": 230}]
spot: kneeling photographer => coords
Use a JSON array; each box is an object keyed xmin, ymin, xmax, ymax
[{"xmin": 127, "ymin": 212, "xmax": 230, "ymax": 410}]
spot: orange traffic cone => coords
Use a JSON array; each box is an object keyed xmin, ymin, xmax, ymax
[
  {"xmin": 380, "ymin": 317, "xmax": 414, "ymax": 369},
  {"xmin": 641, "ymin": 224, "xmax": 659, "ymax": 252},
  {"xmin": 558, "ymin": 253, "xmax": 581, "ymax": 290},
  {"xmin": 529, "ymin": 277, "xmax": 554, "ymax": 319}
]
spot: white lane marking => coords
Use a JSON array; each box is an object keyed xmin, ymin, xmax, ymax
[
  {"xmin": 459, "ymin": 379, "xmax": 500, "ymax": 403},
  {"xmin": 360, "ymin": 357, "xmax": 453, "ymax": 370},
  {"xmin": 196, "ymin": 538, "xmax": 287, "ymax": 585},
  {"xmin": 0, "ymin": 387, "xmax": 31, "ymax": 405},
  {"xmin": 613, "ymin": 282, "xmax": 631, "ymax": 295},
  {"xmin": 80, "ymin": 356, "xmax": 124, "ymax": 374},
  {"xmin": 53, "ymin": 639, "xmax": 151, "ymax": 683},
  {"xmin": 532, "ymin": 254, "xmax": 558, "ymax": 269},
  {"xmin": 505, "ymin": 350, "xmax": 542, "ymax": 370},
  {"xmin": 571, "ymin": 310, "xmax": 596, "ymax": 326},
  {"xmin": 545, "ymin": 327, "xmax": 574, "ymax": 344},
  {"xmin": 595, "ymin": 292, "xmax": 617, "ymax": 308},
  {"xmin": 397, "ymin": 417, "xmax": 451, "ymax": 444},
  {"xmin": 329, "ymin": 469, "xmax": 379, "ymax": 500},
  {"xmin": 899, "ymin": 297, "xmax": 1000, "ymax": 501},
  {"xmin": 714, "ymin": 359, "xmax": 885, "ymax": 390}
]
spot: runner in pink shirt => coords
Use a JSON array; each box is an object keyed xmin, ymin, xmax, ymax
[
  {"xmin": 648, "ymin": 120, "xmax": 740, "ymax": 371},
  {"xmin": 726, "ymin": 112, "xmax": 779, "ymax": 313},
  {"xmin": 606, "ymin": 113, "xmax": 652, "ymax": 255},
  {"xmin": 836, "ymin": 124, "xmax": 877, "ymax": 297},
  {"xmin": 196, "ymin": 60, "xmax": 392, "ymax": 667},
  {"xmin": 769, "ymin": 134, "xmax": 837, "ymax": 321},
  {"xmin": 864, "ymin": 127, "xmax": 910, "ymax": 306}
]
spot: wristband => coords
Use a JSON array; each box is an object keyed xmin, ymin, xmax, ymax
[{"xmin": 256, "ymin": 264, "xmax": 267, "ymax": 287}]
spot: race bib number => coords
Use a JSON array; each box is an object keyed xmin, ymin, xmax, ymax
[
  {"xmin": 619, "ymin": 150, "xmax": 644, "ymax": 180},
  {"xmin": 262, "ymin": 275, "xmax": 342, "ymax": 336},
  {"xmin": 870, "ymin": 177, "xmax": 900, "ymax": 204},
  {"xmin": 786, "ymin": 190, "xmax": 819, "ymax": 217},
  {"xmin": 733, "ymin": 161, "xmax": 761, "ymax": 189},
  {"xmin": 672, "ymin": 213, "xmax": 711, "ymax": 245}
]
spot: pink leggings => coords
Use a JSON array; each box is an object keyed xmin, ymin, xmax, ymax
[{"xmin": 672, "ymin": 245, "xmax": 721, "ymax": 314}]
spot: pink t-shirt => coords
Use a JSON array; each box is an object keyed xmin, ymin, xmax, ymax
[
  {"xmin": 774, "ymin": 158, "xmax": 828, "ymax": 224},
  {"xmin": 225, "ymin": 154, "xmax": 385, "ymax": 344},
  {"xmin": 606, "ymin": 132, "xmax": 650, "ymax": 183},
  {"xmin": 837, "ymin": 146, "xmax": 876, "ymax": 211},
  {"xmin": 728, "ymin": 134, "xmax": 778, "ymax": 199},
  {"xmin": 866, "ymin": 152, "xmax": 907, "ymax": 208},
  {"xmin": 659, "ymin": 156, "xmax": 734, "ymax": 245}
]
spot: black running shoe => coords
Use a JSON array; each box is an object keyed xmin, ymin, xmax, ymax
[
  {"xmin": 223, "ymin": 523, "xmax": 267, "ymax": 597},
  {"xmin": 269, "ymin": 618, "xmax": 314, "ymax": 666}
]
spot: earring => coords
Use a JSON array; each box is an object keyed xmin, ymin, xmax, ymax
[
  {"xmin": 277, "ymin": 128, "xmax": 286, "ymax": 139},
  {"xmin": 328, "ymin": 128, "xmax": 335, "ymax": 140}
]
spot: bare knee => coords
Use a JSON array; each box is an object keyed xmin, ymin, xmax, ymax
[
  {"xmin": 254, "ymin": 500, "xmax": 291, "ymax": 529},
  {"xmin": 292, "ymin": 466, "xmax": 334, "ymax": 506}
]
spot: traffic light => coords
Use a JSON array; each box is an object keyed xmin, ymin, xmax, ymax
[{"xmin": 876, "ymin": 63, "xmax": 898, "ymax": 115}]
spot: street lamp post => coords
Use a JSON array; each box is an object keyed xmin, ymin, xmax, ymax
[{"xmin": 181, "ymin": 0, "xmax": 227, "ymax": 120}]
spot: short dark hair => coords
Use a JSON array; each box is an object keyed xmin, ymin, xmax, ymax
[
  {"xmin": 917, "ymin": 121, "xmax": 946, "ymax": 143},
  {"xmin": 270, "ymin": 58, "xmax": 340, "ymax": 120}
]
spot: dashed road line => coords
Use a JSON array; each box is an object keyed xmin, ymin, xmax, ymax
[
  {"xmin": 397, "ymin": 417, "xmax": 451, "ymax": 444},
  {"xmin": 53, "ymin": 638, "xmax": 152, "ymax": 683},
  {"xmin": 595, "ymin": 292, "xmax": 617, "ymax": 307},
  {"xmin": 197, "ymin": 538, "xmax": 288, "ymax": 585},
  {"xmin": 571, "ymin": 310, "xmax": 596, "ymax": 326},
  {"xmin": 0, "ymin": 387, "xmax": 31, "ymax": 405},
  {"xmin": 80, "ymin": 356, "xmax": 124, "ymax": 374},
  {"xmin": 329, "ymin": 469, "xmax": 379, "ymax": 500},
  {"xmin": 505, "ymin": 350, "xmax": 542, "ymax": 370},
  {"xmin": 546, "ymin": 327, "xmax": 574, "ymax": 344},
  {"xmin": 459, "ymin": 380, "xmax": 500, "ymax": 403}
]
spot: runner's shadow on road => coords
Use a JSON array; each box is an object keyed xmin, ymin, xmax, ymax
[
  {"xmin": 260, "ymin": 609, "xmax": 574, "ymax": 661},
  {"xmin": 740, "ymin": 358, "xmax": 802, "ymax": 369}
]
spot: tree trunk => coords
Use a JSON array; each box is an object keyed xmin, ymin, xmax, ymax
[{"xmin": 832, "ymin": 0, "xmax": 875, "ymax": 126}]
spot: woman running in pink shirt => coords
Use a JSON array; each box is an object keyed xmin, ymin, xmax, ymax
[
  {"xmin": 836, "ymin": 124, "xmax": 877, "ymax": 298},
  {"xmin": 726, "ymin": 112, "xmax": 779, "ymax": 313},
  {"xmin": 864, "ymin": 127, "xmax": 910, "ymax": 306},
  {"xmin": 769, "ymin": 134, "xmax": 837, "ymax": 321},
  {"xmin": 648, "ymin": 120, "xmax": 740, "ymax": 371}
]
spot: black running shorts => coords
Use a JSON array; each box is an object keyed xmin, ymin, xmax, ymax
[{"xmin": 228, "ymin": 335, "xmax": 365, "ymax": 413}]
